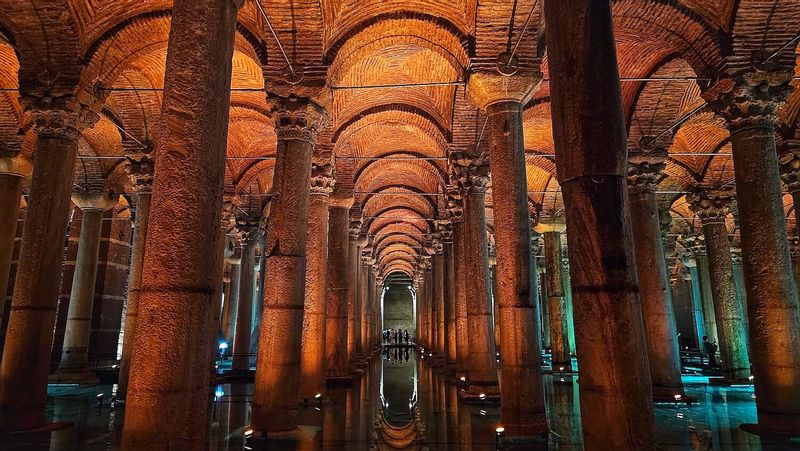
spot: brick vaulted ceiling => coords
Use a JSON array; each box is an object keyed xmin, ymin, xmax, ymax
[{"xmin": 0, "ymin": 0, "xmax": 798, "ymax": 277}]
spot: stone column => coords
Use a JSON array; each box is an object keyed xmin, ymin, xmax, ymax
[
  {"xmin": 779, "ymin": 139, "xmax": 800, "ymax": 305},
  {"xmin": 432, "ymin": 233, "xmax": 446, "ymax": 360},
  {"xmin": 346, "ymin": 216, "xmax": 362, "ymax": 366},
  {"xmin": 447, "ymin": 189, "xmax": 469, "ymax": 376},
  {"xmin": 120, "ymin": 0, "xmax": 239, "ymax": 446},
  {"xmin": 423, "ymin": 255, "xmax": 434, "ymax": 352},
  {"xmin": 544, "ymin": 231, "xmax": 571, "ymax": 371},
  {"xmin": 358, "ymin": 248, "xmax": 372, "ymax": 356},
  {"xmin": 117, "ymin": 152, "xmax": 154, "ymax": 400},
  {"xmin": 52, "ymin": 190, "xmax": 117, "ymax": 382},
  {"xmin": 326, "ymin": 198, "xmax": 353, "ymax": 380},
  {"xmin": 627, "ymin": 155, "xmax": 685, "ymax": 398},
  {"xmin": 231, "ymin": 223, "xmax": 258, "ymax": 373},
  {"xmin": 299, "ymin": 162, "xmax": 334, "ymax": 399},
  {"xmin": 252, "ymin": 96, "xmax": 326, "ymax": 435},
  {"xmin": 688, "ymin": 236, "xmax": 720, "ymax": 346},
  {"xmin": 544, "ymin": 1, "xmax": 656, "ymax": 448},
  {"xmin": 469, "ymin": 72, "xmax": 548, "ymax": 435},
  {"xmin": 0, "ymin": 97, "xmax": 100, "ymax": 432},
  {"xmin": 704, "ymin": 67, "xmax": 800, "ymax": 434},
  {"xmin": 687, "ymin": 189, "xmax": 751, "ymax": 381},
  {"xmin": 441, "ymin": 220, "xmax": 457, "ymax": 366},
  {"xmin": 452, "ymin": 151, "xmax": 498, "ymax": 392},
  {"xmin": 0, "ymin": 155, "xmax": 26, "ymax": 337},
  {"xmin": 223, "ymin": 252, "xmax": 242, "ymax": 344}
]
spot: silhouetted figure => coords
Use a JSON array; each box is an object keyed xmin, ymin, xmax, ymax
[
  {"xmin": 702, "ymin": 335, "xmax": 718, "ymax": 368},
  {"xmin": 404, "ymin": 330, "xmax": 409, "ymax": 345}
]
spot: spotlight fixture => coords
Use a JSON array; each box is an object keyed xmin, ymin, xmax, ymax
[{"xmin": 243, "ymin": 428, "xmax": 254, "ymax": 438}]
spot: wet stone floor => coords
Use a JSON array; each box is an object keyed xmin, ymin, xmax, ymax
[{"xmin": 2, "ymin": 348, "xmax": 800, "ymax": 450}]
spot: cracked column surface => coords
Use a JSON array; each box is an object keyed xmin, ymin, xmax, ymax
[
  {"xmin": 300, "ymin": 162, "xmax": 334, "ymax": 399},
  {"xmin": 687, "ymin": 189, "xmax": 751, "ymax": 382},
  {"xmin": 117, "ymin": 152, "xmax": 153, "ymax": 400},
  {"xmin": 627, "ymin": 155, "xmax": 685, "ymax": 399},
  {"xmin": 704, "ymin": 66, "xmax": 800, "ymax": 434},
  {"xmin": 52, "ymin": 190, "xmax": 118, "ymax": 382},
  {"xmin": 0, "ymin": 95, "xmax": 100, "ymax": 432},
  {"xmin": 544, "ymin": 0, "xmax": 656, "ymax": 448},
  {"xmin": 452, "ymin": 151, "xmax": 498, "ymax": 393},
  {"xmin": 544, "ymin": 231, "xmax": 571, "ymax": 372},
  {"xmin": 326, "ymin": 199, "xmax": 353, "ymax": 381},
  {"xmin": 120, "ymin": 0, "xmax": 238, "ymax": 446},
  {"xmin": 467, "ymin": 71, "xmax": 547, "ymax": 436},
  {"xmin": 252, "ymin": 96, "xmax": 326, "ymax": 435}
]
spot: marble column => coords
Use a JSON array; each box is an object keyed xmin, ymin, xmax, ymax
[
  {"xmin": 442, "ymin": 220, "xmax": 458, "ymax": 366},
  {"xmin": 627, "ymin": 156, "xmax": 685, "ymax": 398},
  {"xmin": 252, "ymin": 96, "xmax": 326, "ymax": 434},
  {"xmin": 779, "ymin": 139, "xmax": 800, "ymax": 307},
  {"xmin": 120, "ymin": 1, "xmax": 239, "ymax": 446},
  {"xmin": 432, "ymin": 233, "xmax": 446, "ymax": 361},
  {"xmin": 346, "ymin": 217, "xmax": 362, "ymax": 366},
  {"xmin": 687, "ymin": 189, "xmax": 751, "ymax": 381},
  {"xmin": 544, "ymin": 0, "xmax": 656, "ymax": 448},
  {"xmin": 423, "ymin": 256, "xmax": 434, "ymax": 352},
  {"xmin": 452, "ymin": 152, "xmax": 498, "ymax": 392},
  {"xmin": 326, "ymin": 199, "xmax": 353, "ymax": 381},
  {"xmin": 447, "ymin": 190, "xmax": 469, "ymax": 375},
  {"xmin": 117, "ymin": 152, "xmax": 154, "ymax": 400},
  {"xmin": 544, "ymin": 231, "xmax": 571, "ymax": 371},
  {"xmin": 223, "ymin": 252, "xmax": 242, "ymax": 344},
  {"xmin": 689, "ymin": 236, "xmax": 720, "ymax": 346},
  {"xmin": 232, "ymin": 223, "xmax": 258, "ymax": 373},
  {"xmin": 0, "ymin": 156, "xmax": 25, "ymax": 339},
  {"xmin": 0, "ymin": 98, "xmax": 100, "ymax": 432},
  {"xmin": 52, "ymin": 190, "xmax": 117, "ymax": 381},
  {"xmin": 358, "ymin": 249, "xmax": 371, "ymax": 356},
  {"xmin": 467, "ymin": 73, "xmax": 547, "ymax": 434},
  {"xmin": 300, "ymin": 162, "xmax": 334, "ymax": 399},
  {"xmin": 704, "ymin": 66, "xmax": 800, "ymax": 434}
]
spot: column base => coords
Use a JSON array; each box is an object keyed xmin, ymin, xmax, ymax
[
  {"xmin": 461, "ymin": 382, "xmax": 501, "ymax": 405},
  {"xmin": 48, "ymin": 370, "xmax": 99, "ymax": 385},
  {"xmin": 708, "ymin": 376, "xmax": 754, "ymax": 387},
  {"xmin": 547, "ymin": 362, "xmax": 574, "ymax": 374},
  {"xmin": 500, "ymin": 423, "xmax": 549, "ymax": 440},
  {"xmin": 0, "ymin": 421, "xmax": 73, "ymax": 436},
  {"xmin": 325, "ymin": 375, "xmax": 354, "ymax": 387},
  {"xmin": 741, "ymin": 418, "xmax": 800, "ymax": 439}
]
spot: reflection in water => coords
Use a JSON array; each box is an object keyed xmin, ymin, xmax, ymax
[{"xmin": 8, "ymin": 352, "xmax": 800, "ymax": 450}]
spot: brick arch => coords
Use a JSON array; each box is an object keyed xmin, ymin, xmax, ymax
[{"xmin": 0, "ymin": 1, "xmax": 83, "ymax": 94}]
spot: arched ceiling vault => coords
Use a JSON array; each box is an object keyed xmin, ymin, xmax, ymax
[{"xmin": 1, "ymin": 0, "xmax": 798, "ymax": 277}]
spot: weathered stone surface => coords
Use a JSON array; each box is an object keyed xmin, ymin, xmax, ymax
[
  {"xmin": 544, "ymin": 1, "xmax": 656, "ymax": 448},
  {"xmin": 120, "ymin": 0, "xmax": 239, "ymax": 446},
  {"xmin": 627, "ymin": 157, "xmax": 685, "ymax": 398}
]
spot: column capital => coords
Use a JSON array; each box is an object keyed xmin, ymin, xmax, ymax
[
  {"xmin": 0, "ymin": 152, "xmax": 31, "ymax": 178},
  {"xmin": 436, "ymin": 218, "xmax": 453, "ymax": 243},
  {"xmin": 349, "ymin": 214, "xmax": 363, "ymax": 240},
  {"xmin": 329, "ymin": 195, "xmax": 354, "ymax": 209},
  {"xmin": 233, "ymin": 217, "xmax": 261, "ymax": 246},
  {"xmin": 21, "ymin": 94, "xmax": 101, "ymax": 140},
  {"xmin": 71, "ymin": 188, "xmax": 118, "ymax": 212},
  {"xmin": 779, "ymin": 138, "xmax": 800, "ymax": 194},
  {"xmin": 466, "ymin": 70, "xmax": 542, "ymax": 110},
  {"xmin": 682, "ymin": 233, "xmax": 706, "ymax": 257},
  {"xmin": 658, "ymin": 202, "xmax": 673, "ymax": 240},
  {"xmin": 126, "ymin": 151, "xmax": 155, "ymax": 194},
  {"xmin": 450, "ymin": 150, "xmax": 490, "ymax": 193},
  {"xmin": 445, "ymin": 185, "xmax": 464, "ymax": 223},
  {"xmin": 687, "ymin": 187, "xmax": 734, "ymax": 225},
  {"xmin": 268, "ymin": 95, "xmax": 328, "ymax": 143},
  {"xmin": 730, "ymin": 246, "xmax": 744, "ymax": 265},
  {"xmin": 702, "ymin": 67, "xmax": 794, "ymax": 131},
  {"xmin": 627, "ymin": 150, "xmax": 667, "ymax": 195},
  {"xmin": 309, "ymin": 161, "xmax": 335, "ymax": 196}
]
